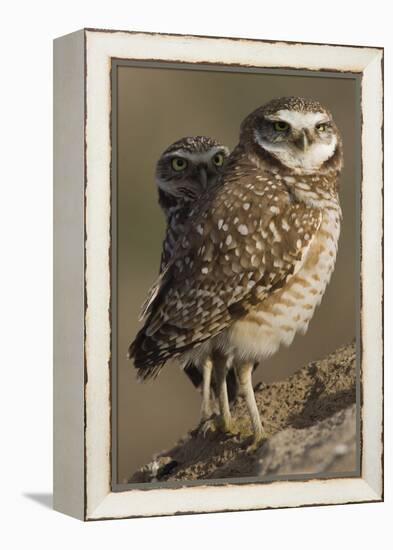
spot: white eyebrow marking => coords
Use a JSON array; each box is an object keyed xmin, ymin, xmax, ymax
[
  {"xmin": 162, "ymin": 147, "xmax": 229, "ymax": 164},
  {"xmin": 265, "ymin": 110, "xmax": 329, "ymax": 130}
]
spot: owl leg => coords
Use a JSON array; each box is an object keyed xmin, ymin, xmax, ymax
[
  {"xmin": 215, "ymin": 358, "xmax": 231, "ymax": 432},
  {"xmin": 212, "ymin": 351, "xmax": 242, "ymax": 435},
  {"xmin": 198, "ymin": 357, "xmax": 219, "ymax": 436},
  {"xmin": 200, "ymin": 358, "xmax": 213, "ymax": 422},
  {"xmin": 236, "ymin": 362, "xmax": 265, "ymax": 449}
]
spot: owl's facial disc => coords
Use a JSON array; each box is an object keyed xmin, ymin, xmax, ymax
[
  {"xmin": 156, "ymin": 147, "xmax": 229, "ymax": 201},
  {"xmin": 254, "ymin": 109, "xmax": 337, "ymax": 173}
]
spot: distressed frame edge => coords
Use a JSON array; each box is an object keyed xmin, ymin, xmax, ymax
[
  {"xmin": 88, "ymin": 479, "xmax": 380, "ymax": 521},
  {"xmin": 84, "ymin": 26, "xmax": 384, "ymax": 54},
  {"xmin": 83, "ymin": 30, "xmax": 383, "ymax": 521}
]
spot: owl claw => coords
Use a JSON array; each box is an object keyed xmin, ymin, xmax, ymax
[
  {"xmin": 198, "ymin": 416, "xmax": 242, "ymax": 438},
  {"xmin": 198, "ymin": 417, "xmax": 218, "ymax": 437},
  {"xmin": 245, "ymin": 434, "xmax": 266, "ymax": 453}
]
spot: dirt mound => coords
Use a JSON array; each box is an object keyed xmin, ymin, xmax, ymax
[{"xmin": 130, "ymin": 342, "xmax": 357, "ymax": 482}]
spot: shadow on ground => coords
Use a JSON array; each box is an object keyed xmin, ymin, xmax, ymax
[{"xmin": 23, "ymin": 493, "xmax": 53, "ymax": 509}]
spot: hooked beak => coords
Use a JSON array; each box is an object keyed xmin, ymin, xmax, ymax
[
  {"xmin": 197, "ymin": 165, "xmax": 208, "ymax": 190},
  {"xmin": 294, "ymin": 130, "xmax": 309, "ymax": 151}
]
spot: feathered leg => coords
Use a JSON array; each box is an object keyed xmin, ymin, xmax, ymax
[
  {"xmin": 199, "ymin": 355, "xmax": 235, "ymax": 436},
  {"xmin": 200, "ymin": 358, "xmax": 213, "ymax": 422},
  {"xmin": 215, "ymin": 355, "xmax": 232, "ymax": 432},
  {"xmin": 236, "ymin": 362, "xmax": 265, "ymax": 449}
]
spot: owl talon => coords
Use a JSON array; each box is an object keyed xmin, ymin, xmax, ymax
[
  {"xmin": 221, "ymin": 420, "xmax": 241, "ymax": 437},
  {"xmin": 245, "ymin": 435, "xmax": 266, "ymax": 453},
  {"xmin": 198, "ymin": 417, "xmax": 218, "ymax": 437},
  {"xmin": 198, "ymin": 416, "xmax": 239, "ymax": 438}
]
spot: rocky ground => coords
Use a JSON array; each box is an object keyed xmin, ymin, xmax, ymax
[{"xmin": 130, "ymin": 342, "xmax": 357, "ymax": 483}]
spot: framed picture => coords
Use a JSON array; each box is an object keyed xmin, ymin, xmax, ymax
[{"xmin": 53, "ymin": 28, "xmax": 383, "ymax": 521}]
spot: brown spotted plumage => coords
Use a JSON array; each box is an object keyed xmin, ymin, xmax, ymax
[
  {"xmin": 155, "ymin": 136, "xmax": 229, "ymax": 271},
  {"xmin": 130, "ymin": 97, "xmax": 343, "ymax": 448},
  {"xmin": 152, "ymin": 136, "xmax": 231, "ymax": 419}
]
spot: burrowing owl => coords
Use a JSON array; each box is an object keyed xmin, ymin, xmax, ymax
[
  {"xmin": 150, "ymin": 136, "xmax": 230, "ymax": 422},
  {"xmin": 130, "ymin": 97, "xmax": 343, "ymax": 449},
  {"xmin": 155, "ymin": 136, "xmax": 229, "ymax": 271}
]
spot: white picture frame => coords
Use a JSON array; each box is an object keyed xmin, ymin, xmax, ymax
[{"xmin": 53, "ymin": 28, "xmax": 383, "ymax": 521}]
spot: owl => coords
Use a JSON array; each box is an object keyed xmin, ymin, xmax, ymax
[
  {"xmin": 150, "ymin": 136, "xmax": 231, "ymax": 424},
  {"xmin": 130, "ymin": 97, "xmax": 343, "ymax": 450},
  {"xmin": 155, "ymin": 136, "xmax": 229, "ymax": 271}
]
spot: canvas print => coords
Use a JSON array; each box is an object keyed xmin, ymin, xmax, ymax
[{"xmin": 112, "ymin": 63, "xmax": 360, "ymax": 487}]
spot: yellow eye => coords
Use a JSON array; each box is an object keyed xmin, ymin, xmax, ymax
[
  {"xmin": 274, "ymin": 121, "xmax": 289, "ymax": 132},
  {"xmin": 316, "ymin": 122, "xmax": 328, "ymax": 132},
  {"xmin": 213, "ymin": 152, "xmax": 225, "ymax": 167},
  {"xmin": 171, "ymin": 157, "xmax": 187, "ymax": 171}
]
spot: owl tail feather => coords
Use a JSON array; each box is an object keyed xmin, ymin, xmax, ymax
[
  {"xmin": 135, "ymin": 362, "xmax": 165, "ymax": 382},
  {"xmin": 128, "ymin": 328, "xmax": 170, "ymax": 381}
]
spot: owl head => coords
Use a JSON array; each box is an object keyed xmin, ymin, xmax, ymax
[
  {"xmin": 156, "ymin": 136, "xmax": 229, "ymax": 215},
  {"xmin": 240, "ymin": 97, "xmax": 343, "ymax": 174}
]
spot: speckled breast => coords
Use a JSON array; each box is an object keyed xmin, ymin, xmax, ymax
[{"xmin": 227, "ymin": 205, "xmax": 341, "ymax": 363}]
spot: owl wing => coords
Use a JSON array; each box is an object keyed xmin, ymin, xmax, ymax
[
  {"xmin": 140, "ymin": 207, "xmax": 194, "ymax": 321},
  {"xmin": 129, "ymin": 172, "xmax": 322, "ymax": 378}
]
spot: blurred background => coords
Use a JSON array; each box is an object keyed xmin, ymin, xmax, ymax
[{"xmin": 115, "ymin": 64, "xmax": 359, "ymax": 483}]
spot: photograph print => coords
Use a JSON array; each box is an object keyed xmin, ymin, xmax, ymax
[{"xmin": 112, "ymin": 61, "xmax": 360, "ymax": 487}]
